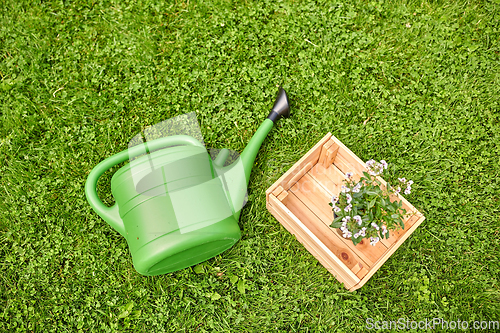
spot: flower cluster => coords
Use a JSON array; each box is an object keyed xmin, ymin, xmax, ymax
[
  {"xmin": 396, "ymin": 177, "xmax": 413, "ymax": 195},
  {"xmin": 366, "ymin": 159, "xmax": 387, "ymax": 176},
  {"xmin": 329, "ymin": 159, "xmax": 414, "ymax": 246}
]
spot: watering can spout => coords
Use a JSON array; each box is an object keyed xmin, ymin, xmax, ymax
[
  {"xmin": 241, "ymin": 87, "xmax": 290, "ymax": 183},
  {"xmin": 220, "ymin": 88, "xmax": 290, "ymax": 220},
  {"xmin": 267, "ymin": 87, "xmax": 291, "ymax": 122}
]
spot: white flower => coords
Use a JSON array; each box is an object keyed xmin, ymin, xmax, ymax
[
  {"xmin": 370, "ymin": 237, "xmax": 380, "ymax": 246},
  {"xmin": 406, "ymin": 22, "xmax": 411, "ymax": 28},
  {"xmin": 395, "ymin": 186, "xmax": 401, "ymax": 195},
  {"xmin": 366, "ymin": 159, "xmax": 376, "ymax": 168},
  {"xmin": 346, "ymin": 172, "xmax": 353, "ymax": 179},
  {"xmin": 344, "ymin": 204, "xmax": 352, "ymax": 212},
  {"xmin": 371, "ymin": 222, "xmax": 379, "ymax": 230},
  {"xmin": 359, "ymin": 227, "xmax": 367, "ymax": 237},
  {"xmin": 366, "ymin": 159, "xmax": 385, "ymax": 176},
  {"xmin": 353, "ymin": 215, "xmax": 362, "ymax": 225},
  {"xmin": 408, "ymin": 180, "xmax": 414, "ymax": 186},
  {"xmin": 352, "ymin": 183, "xmax": 361, "ymax": 193},
  {"xmin": 404, "ymin": 187, "xmax": 411, "ymax": 195},
  {"xmin": 342, "ymin": 216, "xmax": 351, "ymax": 223},
  {"xmin": 381, "ymin": 225, "xmax": 388, "ymax": 235},
  {"xmin": 341, "ymin": 185, "xmax": 350, "ymax": 193},
  {"xmin": 398, "ymin": 177, "xmax": 406, "ymax": 183},
  {"xmin": 331, "ymin": 195, "xmax": 338, "ymax": 204},
  {"xmin": 334, "ymin": 206, "xmax": 341, "ymax": 213},
  {"xmin": 346, "ymin": 193, "xmax": 352, "ymax": 204},
  {"xmin": 378, "ymin": 164, "xmax": 384, "ymax": 174},
  {"xmin": 353, "ymin": 232, "xmax": 359, "ymax": 238},
  {"xmin": 343, "ymin": 231, "xmax": 352, "ymax": 238}
]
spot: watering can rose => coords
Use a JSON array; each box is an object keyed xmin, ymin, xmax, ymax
[{"xmin": 329, "ymin": 160, "xmax": 414, "ymax": 246}]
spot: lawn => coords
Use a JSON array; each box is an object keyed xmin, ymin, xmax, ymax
[{"xmin": 1, "ymin": 0, "xmax": 499, "ymax": 331}]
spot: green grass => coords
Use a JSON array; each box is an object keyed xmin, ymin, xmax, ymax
[{"xmin": 1, "ymin": 0, "xmax": 499, "ymax": 331}]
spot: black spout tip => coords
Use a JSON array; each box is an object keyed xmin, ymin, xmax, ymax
[{"xmin": 267, "ymin": 87, "xmax": 290, "ymax": 123}]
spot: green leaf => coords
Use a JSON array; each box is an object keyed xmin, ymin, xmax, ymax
[
  {"xmin": 237, "ymin": 279, "xmax": 245, "ymax": 294},
  {"xmin": 211, "ymin": 292, "xmax": 221, "ymax": 301},
  {"xmin": 352, "ymin": 237, "xmax": 362, "ymax": 246},
  {"xmin": 125, "ymin": 301, "xmax": 134, "ymax": 312},
  {"xmin": 118, "ymin": 311, "xmax": 130, "ymax": 319},
  {"xmin": 331, "ymin": 221, "xmax": 343, "ymax": 228},
  {"xmin": 230, "ymin": 275, "xmax": 238, "ymax": 285},
  {"xmin": 367, "ymin": 199, "xmax": 376, "ymax": 210},
  {"xmin": 193, "ymin": 264, "xmax": 204, "ymax": 274}
]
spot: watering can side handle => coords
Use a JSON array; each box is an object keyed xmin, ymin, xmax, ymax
[
  {"xmin": 85, "ymin": 150, "xmax": 129, "ymax": 238},
  {"xmin": 85, "ymin": 135, "xmax": 205, "ymax": 238}
]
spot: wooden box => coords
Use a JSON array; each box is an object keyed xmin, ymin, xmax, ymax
[{"xmin": 266, "ymin": 133, "xmax": 425, "ymax": 291}]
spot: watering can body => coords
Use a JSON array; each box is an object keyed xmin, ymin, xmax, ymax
[{"xmin": 85, "ymin": 88, "xmax": 290, "ymax": 275}]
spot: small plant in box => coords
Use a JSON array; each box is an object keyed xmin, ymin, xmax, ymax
[{"xmin": 329, "ymin": 159, "xmax": 413, "ymax": 246}]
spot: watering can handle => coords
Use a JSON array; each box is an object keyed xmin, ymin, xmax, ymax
[{"xmin": 85, "ymin": 135, "xmax": 205, "ymax": 238}]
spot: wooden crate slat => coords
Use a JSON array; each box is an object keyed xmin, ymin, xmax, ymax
[
  {"xmin": 277, "ymin": 190, "xmax": 289, "ymax": 203},
  {"xmin": 318, "ymin": 139, "xmax": 334, "ymax": 167},
  {"xmin": 289, "ymin": 174, "xmax": 333, "ymax": 224},
  {"xmin": 265, "ymin": 133, "xmax": 332, "ymax": 200},
  {"xmin": 272, "ymin": 185, "xmax": 284, "ymax": 197},
  {"xmin": 322, "ymin": 144, "xmax": 340, "ymax": 168},
  {"xmin": 268, "ymin": 195, "xmax": 360, "ymax": 289},
  {"xmin": 285, "ymin": 161, "xmax": 314, "ymax": 190},
  {"xmin": 308, "ymin": 164, "xmax": 342, "ymax": 195}
]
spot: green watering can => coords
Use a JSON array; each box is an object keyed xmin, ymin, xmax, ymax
[{"xmin": 85, "ymin": 88, "xmax": 290, "ymax": 275}]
